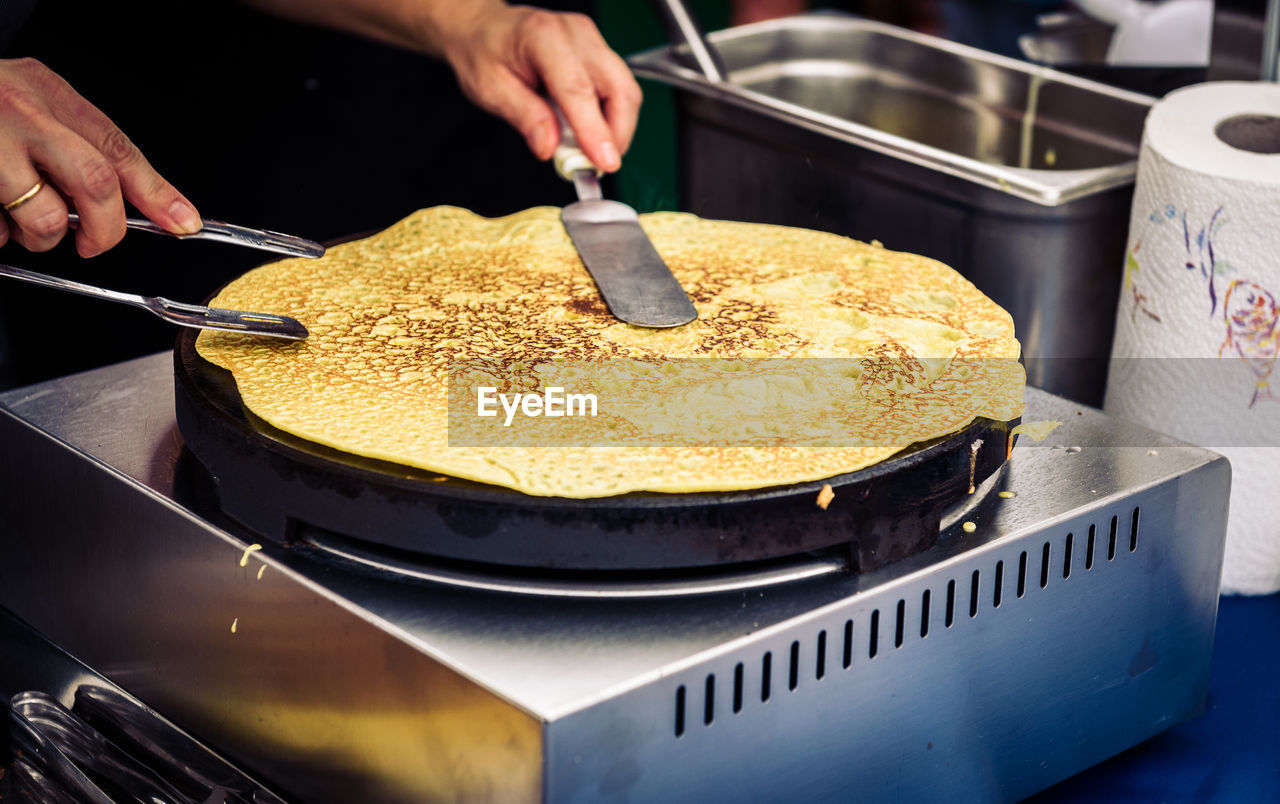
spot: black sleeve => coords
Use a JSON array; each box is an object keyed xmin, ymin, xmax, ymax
[{"xmin": 0, "ymin": 0, "xmax": 39, "ymax": 54}]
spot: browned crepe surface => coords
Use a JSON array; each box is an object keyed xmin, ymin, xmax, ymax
[{"xmin": 196, "ymin": 206, "xmax": 1024, "ymax": 497}]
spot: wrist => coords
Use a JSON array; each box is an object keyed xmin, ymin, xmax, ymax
[{"xmin": 422, "ymin": 0, "xmax": 510, "ymax": 60}]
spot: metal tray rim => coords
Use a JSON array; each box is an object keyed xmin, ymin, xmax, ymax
[{"xmin": 627, "ymin": 13, "xmax": 1156, "ymax": 206}]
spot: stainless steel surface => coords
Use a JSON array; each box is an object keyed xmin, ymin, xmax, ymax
[
  {"xmin": 0, "ymin": 262, "xmax": 309, "ymax": 340},
  {"xmin": 555, "ymin": 110, "xmax": 697, "ymax": 328},
  {"xmin": 651, "ymin": 0, "xmax": 728, "ymax": 81},
  {"xmin": 66, "ymin": 213, "xmax": 326, "ymax": 259},
  {"xmin": 0, "ymin": 354, "xmax": 1229, "ymax": 802},
  {"xmin": 628, "ymin": 14, "xmax": 1156, "ymax": 406}
]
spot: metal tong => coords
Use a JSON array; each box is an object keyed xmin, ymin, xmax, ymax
[
  {"xmin": 0, "ymin": 212, "xmax": 319, "ymax": 340},
  {"xmin": 10, "ymin": 690, "xmax": 195, "ymax": 803},
  {"xmin": 67, "ymin": 213, "xmax": 325, "ymax": 259},
  {"xmin": 9, "ymin": 688, "xmax": 285, "ymax": 803}
]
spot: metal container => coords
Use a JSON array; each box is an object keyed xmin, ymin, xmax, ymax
[{"xmin": 628, "ymin": 14, "xmax": 1157, "ymax": 406}]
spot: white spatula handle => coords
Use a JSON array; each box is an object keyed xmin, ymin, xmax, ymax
[{"xmin": 551, "ymin": 106, "xmax": 599, "ymax": 181}]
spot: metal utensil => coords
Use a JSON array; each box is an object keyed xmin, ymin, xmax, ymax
[
  {"xmin": 555, "ymin": 113, "xmax": 697, "ymax": 328},
  {"xmin": 74, "ymin": 686, "xmax": 287, "ymax": 804},
  {"xmin": 11, "ymin": 690, "xmax": 248, "ymax": 804},
  {"xmin": 651, "ymin": 0, "xmax": 728, "ymax": 81},
  {"xmin": 67, "ymin": 213, "xmax": 326, "ymax": 259},
  {"xmin": 10, "ymin": 692, "xmax": 155, "ymax": 804},
  {"xmin": 0, "ymin": 262, "xmax": 308, "ymax": 340}
]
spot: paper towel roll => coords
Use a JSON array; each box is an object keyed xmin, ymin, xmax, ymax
[{"xmin": 1105, "ymin": 81, "xmax": 1280, "ymax": 596}]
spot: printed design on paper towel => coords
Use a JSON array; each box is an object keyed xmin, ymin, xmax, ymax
[
  {"xmin": 1129, "ymin": 203, "xmax": 1278, "ymax": 406},
  {"xmin": 1137, "ymin": 203, "xmax": 1228, "ymax": 316},
  {"xmin": 1123, "ymin": 241, "xmax": 1161, "ymax": 323},
  {"xmin": 1219, "ymin": 280, "xmax": 1280, "ymax": 407}
]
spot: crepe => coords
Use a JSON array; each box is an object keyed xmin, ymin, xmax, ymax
[{"xmin": 196, "ymin": 206, "xmax": 1024, "ymax": 497}]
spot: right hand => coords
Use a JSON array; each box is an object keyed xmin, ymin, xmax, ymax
[
  {"xmin": 435, "ymin": 5, "xmax": 642, "ymax": 173},
  {"xmin": 0, "ymin": 58, "xmax": 201, "ymax": 257}
]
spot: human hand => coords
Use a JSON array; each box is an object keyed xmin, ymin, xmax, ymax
[
  {"xmin": 0, "ymin": 58, "xmax": 201, "ymax": 257},
  {"xmin": 437, "ymin": 5, "xmax": 642, "ymax": 172}
]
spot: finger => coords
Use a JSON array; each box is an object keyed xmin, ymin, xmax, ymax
[
  {"xmin": 596, "ymin": 66, "xmax": 643, "ymax": 156},
  {"xmin": 504, "ymin": 12, "xmax": 618, "ymax": 171},
  {"xmin": 532, "ymin": 54, "xmax": 619, "ymax": 171},
  {"xmin": 88, "ymin": 120, "xmax": 201, "ymax": 236},
  {"xmin": 566, "ymin": 22, "xmax": 643, "ymax": 156},
  {"xmin": 42, "ymin": 67, "xmax": 200, "ymax": 236},
  {"xmin": 3, "ymin": 174, "xmax": 69, "ymax": 253},
  {"xmin": 25, "ymin": 125, "xmax": 126, "ymax": 257}
]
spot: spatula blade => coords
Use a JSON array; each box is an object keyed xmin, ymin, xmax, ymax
[{"xmin": 561, "ymin": 199, "xmax": 698, "ymax": 328}]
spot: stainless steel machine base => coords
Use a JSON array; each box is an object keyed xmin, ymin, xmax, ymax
[{"xmin": 0, "ymin": 354, "xmax": 1229, "ymax": 802}]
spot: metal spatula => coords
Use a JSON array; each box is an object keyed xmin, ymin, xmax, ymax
[
  {"xmin": 0, "ymin": 262, "xmax": 309, "ymax": 340},
  {"xmin": 554, "ymin": 112, "xmax": 697, "ymax": 328}
]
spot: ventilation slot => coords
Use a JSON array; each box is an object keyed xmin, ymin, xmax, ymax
[
  {"xmin": 1017, "ymin": 551, "xmax": 1028, "ymax": 597},
  {"xmin": 1108, "ymin": 515, "xmax": 1118, "ymax": 560},
  {"xmin": 816, "ymin": 630, "xmax": 827, "ymax": 679},
  {"xmin": 895, "ymin": 600, "xmax": 906, "ymax": 648},
  {"xmin": 869, "ymin": 609, "xmax": 880, "ymax": 658},
  {"xmin": 920, "ymin": 589, "xmax": 931, "ymax": 638},
  {"xmin": 1063, "ymin": 532, "xmax": 1074, "ymax": 579},
  {"xmin": 704, "ymin": 674, "xmax": 715, "ymax": 725},
  {"xmin": 1040, "ymin": 542, "xmax": 1051, "ymax": 588},
  {"xmin": 675, "ymin": 685, "xmax": 686, "ymax": 737},
  {"xmin": 732, "ymin": 663, "xmax": 744, "ymax": 714},
  {"xmin": 945, "ymin": 580, "xmax": 956, "ymax": 627},
  {"xmin": 993, "ymin": 561, "xmax": 1004, "ymax": 608},
  {"xmin": 761, "ymin": 651, "xmax": 772, "ymax": 702},
  {"xmin": 788, "ymin": 641, "xmax": 800, "ymax": 691},
  {"xmin": 1086, "ymin": 524, "xmax": 1096, "ymax": 570},
  {"xmin": 969, "ymin": 570, "xmax": 981, "ymax": 618},
  {"xmin": 842, "ymin": 620, "xmax": 853, "ymax": 669},
  {"xmin": 1130, "ymin": 507, "xmax": 1140, "ymax": 552}
]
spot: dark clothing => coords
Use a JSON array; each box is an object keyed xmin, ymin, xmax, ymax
[
  {"xmin": 0, "ymin": 0, "xmax": 38, "ymax": 52},
  {"xmin": 0, "ymin": 0, "xmax": 588, "ymax": 387}
]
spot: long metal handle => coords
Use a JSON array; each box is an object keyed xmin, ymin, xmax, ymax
[
  {"xmin": 0, "ymin": 262, "xmax": 308, "ymax": 340},
  {"xmin": 651, "ymin": 0, "xmax": 728, "ymax": 81},
  {"xmin": 66, "ymin": 213, "xmax": 325, "ymax": 258},
  {"xmin": 0, "ymin": 261, "xmax": 143, "ymax": 307}
]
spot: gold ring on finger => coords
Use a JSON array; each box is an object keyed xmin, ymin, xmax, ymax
[{"xmin": 3, "ymin": 180, "xmax": 45, "ymax": 212}]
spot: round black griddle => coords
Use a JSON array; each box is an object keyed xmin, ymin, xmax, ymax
[{"xmin": 174, "ymin": 331, "xmax": 1016, "ymax": 572}]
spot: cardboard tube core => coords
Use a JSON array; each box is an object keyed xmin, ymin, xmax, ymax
[{"xmin": 1215, "ymin": 114, "xmax": 1280, "ymax": 154}]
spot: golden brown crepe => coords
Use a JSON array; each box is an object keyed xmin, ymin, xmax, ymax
[{"xmin": 196, "ymin": 206, "xmax": 1024, "ymax": 497}]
